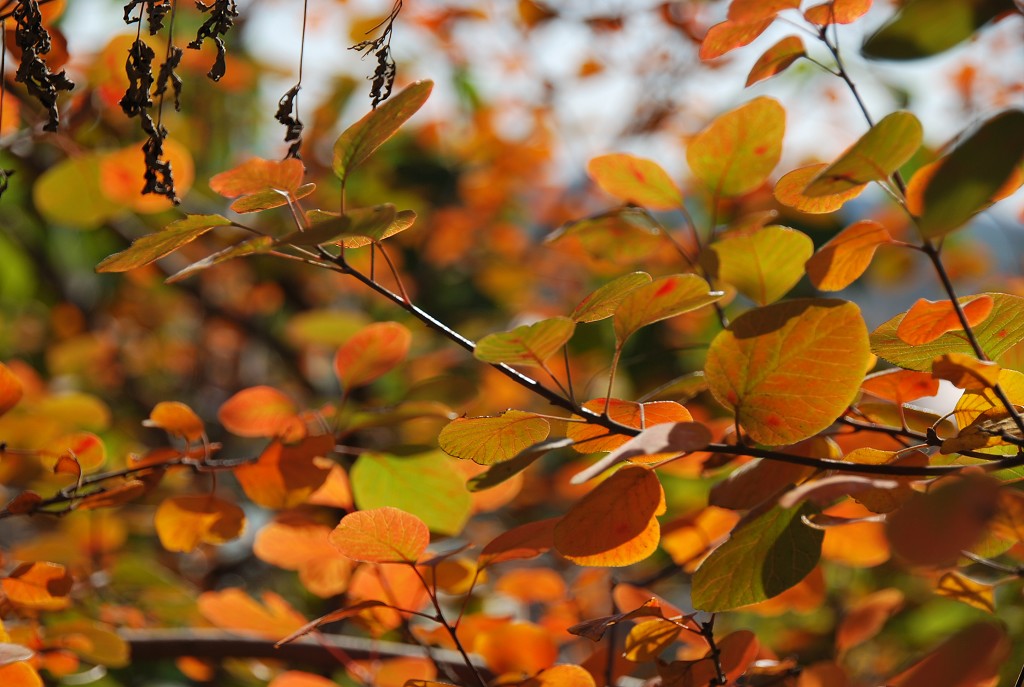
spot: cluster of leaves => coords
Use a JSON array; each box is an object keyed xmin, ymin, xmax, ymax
[{"xmin": 1, "ymin": 1, "xmax": 1024, "ymax": 687}]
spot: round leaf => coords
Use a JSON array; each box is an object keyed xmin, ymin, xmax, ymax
[
  {"xmin": 805, "ymin": 221, "xmax": 892, "ymax": 291},
  {"xmin": 474, "ymin": 317, "xmax": 575, "ymax": 367},
  {"xmin": 572, "ymin": 272, "xmax": 652, "ymax": 323},
  {"xmin": 217, "ymin": 386, "xmax": 302, "ymax": 440},
  {"xmin": 330, "ymin": 506, "xmax": 430, "ymax": 564},
  {"xmin": 438, "ymin": 410, "xmax": 550, "ymax": 465},
  {"xmin": 703, "ymin": 225, "xmax": 812, "ymax": 305},
  {"xmin": 586, "ymin": 153, "xmax": 683, "ymax": 210},
  {"xmin": 774, "ymin": 163, "xmax": 868, "ymax": 214},
  {"xmin": 154, "ymin": 495, "xmax": 246, "ymax": 553},
  {"xmin": 335, "ymin": 321, "xmax": 412, "ymax": 389},
  {"xmin": 143, "ymin": 401, "xmax": 205, "ymax": 442},
  {"xmin": 614, "ymin": 274, "xmax": 723, "ymax": 344}
]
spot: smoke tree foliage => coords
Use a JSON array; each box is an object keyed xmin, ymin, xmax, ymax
[{"xmin": 1, "ymin": 0, "xmax": 1024, "ymax": 686}]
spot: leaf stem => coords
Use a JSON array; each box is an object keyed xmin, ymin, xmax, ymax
[{"xmin": 412, "ymin": 566, "xmax": 488, "ymax": 687}]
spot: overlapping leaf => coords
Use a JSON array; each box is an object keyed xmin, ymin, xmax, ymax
[
  {"xmin": 438, "ymin": 410, "xmax": 550, "ymax": 465},
  {"xmin": 96, "ymin": 215, "xmax": 233, "ymax": 273},
  {"xmin": 467, "ymin": 437, "xmax": 574, "ymax": 492},
  {"xmin": 614, "ymin": 274, "xmax": 723, "ymax": 344},
  {"xmin": 572, "ymin": 272, "xmax": 652, "ymax": 323},
  {"xmin": 703, "ymin": 225, "xmax": 812, "ymax": 305},
  {"xmin": 253, "ymin": 517, "xmax": 352, "ymax": 598},
  {"xmin": 745, "ymin": 36, "xmax": 806, "ymax": 87},
  {"xmin": 567, "ymin": 399, "xmax": 692, "ymax": 453},
  {"xmin": 699, "ymin": 18, "xmax": 773, "ymax": 61},
  {"xmin": 774, "ymin": 163, "xmax": 868, "ymax": 214},
  {"xmin": 165, "ymin": 235, "xmax": 276, "ymax": 283},
  {"xmin": 895, "ymin": 295, "xmax": 993, "ymax": 345},
  {"xmin": 474, "ymin": 317, "xmax": 575, "ymax": 367},
  {"xmin": 234, "ymin": 434, "xmax": 334, "ymax": 509},
  {"xmin": 1, "ymin": 562, "xmax": 73, "ymax": 611},
  {"xmin": 804, "ymin": 0, "xmax": 872, "ymax": 25},
  {"xmin": 571, "ymin": 422, "xmax": 711, "ymax": 483},
  {"xmin": 154, "ymin": 495, "xmax": 246, "ymax": 553},
  {"xmin": 705, "ymin": 299, "xmax": 871, "ymax": 445}
]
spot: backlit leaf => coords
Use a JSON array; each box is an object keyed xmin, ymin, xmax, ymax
[
  {"xmin": 873, "ymin": 294, "xmax": 1024, "ymax": 371},
  {"xmin": 567, "ymin": 399, "xmax": 692, "ymax": 453},
  {"xmin": 691, "ymin": 504, "xmax": 823, "ymax": 611},
  {"xmin": 554, "ymin": 465, "xmax": 666, "ymax": 567},
  {"xmin": 705, "ymin": 299, "xmax": 871, "ymax": 445},
  {"xmin": 229, "ymin": 183, "xmax": 316, "ymax": 213},
  {"xmin": 586, "ymin": 154, "xmax": 684, "ymax": 210},
  {"xmin": 476, "ymin": 621, "xmax": 558, "ymax": 676},
  {"xmin": 699, "ymin": 18, "xmax": 773, "ymax": 61},
  {"xmin": 468, "ymin": 437, "xmax": 574, "ymax": 492},
  {"xmin": 863, "ymin": 0, "xmax": 1015, "ymax": 60},
  {"xmin": 572, "ymin": 272, "xmax": 652, "ymax": 323},
  {"xmin": 254, "ymin": 517, "xmax": 352, "ymax": 598},
  {"xmin": 623, "ymin": 619, "xmax": 681, "ymax": 662},
  {"xmin": 335, "ymin": 209, "xmax": 416, "ymax": 249},
  {"xmin": 479, "ymin": 517, "xmax": 559, "ymax": 567},
  {"xmin": 860, "ymin": 369, "xmax": 940, "ymax": 404},
  {"xmin": 571, "ymin": 422, "xmax": 711, "ymax": 483},
  {"xmin": 715, "ymin": 630, "xmax": 761, "ymax": 683},
  {"xmin": 333, "ymin": 80, "xmax": 433, "ymax": 185},
  {"xmin": 351, "ymin": 452, "xmax": 472, "ymax": 536},
  {"xmin": 703, "ymin": 225, "xmax": 812, "ymax": 305},
  {"xmin": 154, "ymin": 495, "xmax": 246, "ymax": 552},
  {"xmin": 773, "ymin": 163, "xmax": 868, "ymax": 214},
  {"xmin": 98, "ymin": 139, "xmax": 195, "ymax": 213},
  {"xmin": 804, "ymin": 0, "xmax": 872, "ymax": 25},
  {"xmin": 895, "ymin": 295, "xmax": 993, "ymax": 345},
  {"xmin": 911, "ymin": 109, "xmax": 1024, "ymax": 238},
  {"xmin": 234, "ymin": 434, "xmax": 334, "ymax": 509},
  {"xmin": 546, "ymin": 207, "xmax": 662, "ymax": 264},
  {"xmin": 198, "ymin": 588, "xmax": 306, "ymax": 639},
  {"xmin": 727, "ymin": 0, "xmax": 800, "ymax": 22},
  {"xmin": 143, "ymin": 401, "xmax": 204, "ymax": 442},
  {"xmin": 746, "ymin": 36, "xmax": 806, "ymax": 87},
  {"xmin": 686, "ymin": 97, "xmax": 785, "ymax": 197},
  {"xmin": 438, "ymin": 410, "xmax": 550, "ymax": 465},
  {"xmin": 835, "ymin": 588, "xmax": 904, "ymax": 654},
  {"xmin": 335, "ymin": 322, "xmax": 412, "ymax": 389},
  {"xmin": 165, "ymin": 235, "xmax": 276, "ymax": 283},
  {"xmin": 806, "ymin": 221, "xmax": 893, "ymax": 291},
  {"xmin": 1, "ymin": 562, "xmax": 72, "ymax": 611},
  {"xmin": 887, "ymin": 475, "xmax": 999, "ymax": 566},
  {"xmin": 661, "ymin": 506, "xmax": 742, "ymax": 567},
  {"xmin": 614, "ymin": 274, "xmax": 723, "ymax": 344},
  {"xmin": 210, "ymin": 157, "xmax": 305, "ymax": 197},
  {"xmin": 932, "ymin": 353, "xmax": 1000, "ymax": 390},
  {"xmin": 96, "ymin": 215, "xmax": 232, "ymax": 273},
  {"xmin": 804, "ymin": 112, "xmax": 922, "ymax": 196},
  {"xmin": 936, "ymin": 572, "xmax": 994, "ymax": 613},
  {"xmin": 40, "ymin": 432, "xmax": 105, "ymax": 473},
  {"xmin": 0, "ymin": 362, "xmax": 23, "ymax": 417},
  {"xmin": 521, "ymin": 664, "xmax": 596, "ymax": 687},
  {"xmin": 474, "ymin": 316, "xmax": 575, "ymax": 367},
  {"xmin": 329, "ymin": 506, "xmax": 429, "ymax": 564},
  {"xmin": 888, "ymin": 622, "xmax": 1009, "ymax": 687},
  {"xmin": 217, "ymin": 386, "xmax": 303, "ymax": 440}
]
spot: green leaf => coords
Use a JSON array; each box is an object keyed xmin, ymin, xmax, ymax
[
  {"xmin": 614, "ymin": 274, "xmax": 724, "ymax": 345},
  {"xmin": 350, "ymin": 451, "xmax": 472, "ymax": 536},
  {"xmin": 33, "ymin": 154, "xmax": 121, "ymax": 230},
  {"xmin": 165, "ymin": 235, "xmax": 276, "ymax": 283},
  {"xmin": 915, "ymin": 109, "xmax": 1024, "ymax": 238},
  {"xmin": 705, "ymin": 299, "xmax": 871, "ymax": 445},
  {"xmin": 686, "ymin": 96, "xmax": 786, "ymax": 196},
  {"xmin": 474, "ymin": 317, "xmax": 576, "ymax": 367},
  {"xmin": 804, "ymin": 112, "xmax": 923, "ymax": 196},
  {"xmin": 96, "ymin": 215, "xmax": 233, "ymax": 272},
  {"xmin": 467, "ymin": 437, "xmax": 574, "ymax": 492},
  {"xmin": 702, "ymin": 225, "xmax": 812, "ymax": 305},
  {"xmin": 438, "ymin": 410, "xmax": 550, "ymax": 465},
  {"xmin": 333, "ymin": 80, "xmax": 434, "ymax": 185},
  {"xmin": 691, "ymin": 504, "xmax": 823, "ymax": 611},
  {"xmin": 872, "ymin": 293, "xmax": 1024, "ymax": 371},
  {"xmin": 572, "ymin": 272, "xmax": 653, "ymax": 323},
  {"xmin": 586, "ymin": 154, "xmax": 684, "ymax": 210},
  {"xmin": 862, "ymin": 0, "xmax": 1015, "ymax": 60},
  {"xmin": 229, "ymin": 183, "xmax": 316, "ymax": 213}
]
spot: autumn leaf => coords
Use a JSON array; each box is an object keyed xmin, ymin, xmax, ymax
[
  {"xmin": 805, "ymin": 221, "xmax": 893, "ymax": 291},
  {"xmin": 154, "ymin": 494, "xmax": 246, "ymax": 552},
  {"xmin": 0, "ymin": 362, "xmax": 24, "ymax": 417},
  {"xmin": 804, "ymin": 112, "xmax": 922, "ymax": 196},
  {"xmin": 571, "ymin": 422, "xmax": 711, "ymax": 483},
  {"xmin": 1, "ymin": 562, "xmax": 73, "ymax": 611},
  {"xmin": 438, "ymin": 410, "xmax": 550, "ymax": 465},
  {"xmin": 727, "ymin": 0, "xmax": 800, "ymax": 22},
  {"xmin": 702, "ymin": 225, "xmax": 812, "ymax": 305},
  {"xmin": 254, "ymin": 517, "xmax": 353, "ymax": 598},
  {"xmin": 746, "ymin": 36, "xmax": 806, "ymax": 87},
  {"xmin": 932, "ymin": 353, "xmax": 1000, "ymax": 390},
  {"xmin": 475, "ymin": 621, "xmax": 558, "ymax": 675},
  {"xmin": 935, "ymin": 572, "xmax": 994, "ymax": 613},
  {"xmin": 572, "ymin": 272, "xmax": 652, "ymax": 323},
  {"xmin": 329, "ymin": 506, "xmax": 429, "ymax": 564},
  {"xmin": 804, "ymin": 0, "xmax": 872, "ymax": 25},
  {"xmin": 335, "ymin": 322, "xmax": 412, "ymax": 389},
  {"xmin": 210, "ymin": 158, "xmax": 305, "ymax": 198},
  {"xmin": 863, "ymin": 0, "xmax": 1012, "ymax": 60},
  {"xmin": 217, "ymin": 386, "xmax": 304, "ymax": 441},
  {"xmin": 699, "ymin": 18, "xmax": 773, "ymax": 61},
  {"xmin": 686, "ymin": 97, "xmax": 785, "ymax": 197},
  {"xmin": 623, "ymin": 619, "xmax": 681, "ymax": 662},
  {"xmin": 165, "ymin": 235, "xmax": 276, "ymax": 283},
  {"xmin": 333, "ymin": 80, "xmax": 433, "ymax": 186},
  {"xmin": 40, "ymin": 432, "xmax": 105, "ymax": 473},
  {"xmin": 895, "ymin": 295, "xmax": 993, "ymax": 345},
  {"xmin": 691, "ymin": 504, "xmax": 823, "ymax": 611},
  {"xmin": 887, "ymin": 622, "xmax": 1008, "ymax": 687},
  {"xmin": 705, "ymin": 299, "xmax": 871, "ymax": 445},
  {"xmin": 860, "ymin": 368, "xmax": 939, "ymax": 404},
  {"xmin": 553, "ymin": 466, "xmax": 666, "ymax": 567},
  {"xmin": 567, "ymin": 399, "xmax": 692, "ymax": 453},
  {"xmin": 835, "ymin": 588, "xmax": 904, "ymax": 654},
  {"xmin": 614, "ymin": 274, "xmax": 723, "ymax": 345},
  {"xmin": 478, "ymin": 517, "xmax": 559, "ymax": 568},
  {"xmin": 773, "ymin": 163, "xmax": 868, "ymax": 214},
  {"xmin": 468, "ymin": 437, "xmax": 574, "ymax": 492},
  {"xmin": 198, "ymin": 588, "xmax": 306, "ymax": 639},
  {"xmin": 229, "ymin": 183, "xmax": 316, "ymax": 213},
  {"xmin": 143, "ymin": 401, "xmax": 205, "ymax": 442},
  {"xmin": 96, "ymin": 214, "xmax": 233, "ymax": 273},
  {"xmin": 520, "ymin": 664, "xmax": 596, "ymax": 687},
  {"xmin": 234, "ymin": 434, "xmax": 334, "ymax": 509},
  {"xmin": 474, "ymin": 316, "xmax": 575, "ymax": 367},
  {"xmin": 586, "ymin": 153, "xmax": 684, "ymax": 210}
]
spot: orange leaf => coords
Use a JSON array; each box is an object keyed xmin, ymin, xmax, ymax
[
  {"xmin": 74, "ymin": 480, "xmax": 148, "ymax": 511},
  {"xmin": 820, "ymin": 500, "xmax": 890, "ymax": 568},
  {"xmin": 217, "ymin": 386, "xmax": 304, "ymax": 441},
  {"xmin": 275, "ymin": 600, "xmax": 395, "ymax": 646},
  {"xmin": 438, "ymin": 410, "xmax": 550, "ymax": 465},
  {"xmin": 40, "ymin": 432, "xmax": 105, "ymax": 473},
  {"xmin": 209, "ymin": 157, "xmax": 304, "ymax": 198},
  {"xmin": 0, "ymin": 662, "xmax": 42, "ymax": 687},
  {"xmin": 571, "ymin": 421, "xmax": 711, "ymax": 483},
  {"xmin": 496, "ymin": 568, "xmax": 566, "ymax": 604},
  {"xmin": 334, "ymin": 322, "xmax": 412, "ymax": 389},
  {"xmin": 860, "ymin": 368, "xmax": 940, "ymax": 405},
  {"xmin": 356, "ymin": 657, "xmax": 436, "ymax": 687},
  {"xmin": 1, "ymin": 562, "xmax": 73, "ymax": 611},
  {"xmin": 154, "ymin": 495, "xmax": 246, "ymax": 553},
  {"xmin": 727, "ymin": 0, "xmax": 800, "ymax": 22},
  {"xmin": 888, "ymin": 622, "xmax": 1008, "ymax": 687},
  {"xmin": 661, "ymin": 506, "xmax": 741, "ymax": 567},
  {"xmin": 687, "ymin": 97, "xmax": 786, "ymax": 197},
  {"xmin": 896, "ymin": 296, "xmax": 993, "ymax": 345},
  {"xmin": 0, "ymin": 362, "xmax": 24, "ymax": 417},
  {"xmin": 479, "ymin": 517, "xmax": 559, "ymax": 567},
  {"xmin": 773, "ymin": 163, "xmax": 868, "ymax": 214},
  {"xmin": 623, "ymin": 619, "xmax": 681, "ymax": 662},
  {"xmin": 586, "ymin": 154, "xmax": 683, "ymax": 210},
  {"xmin": 197, "ymin": 588, "xmax": 306, "ymax": 639},
  {"xmin": 567, "ymin": 399, "xmax": 692, "ymax": 453},
  {"xmin": 715, "ymin": 630, "xmax": 760, "ymax": 683},
  {"xmin": 569, "ymin": 598, "xmax": 669, "ymax": 642},
  {"xmin": 475, "ymin": 621, "xmax": 558, "ymax": 676},
  {"xmin": 143, "ymin": 401, "xmax": 205, "ymax": 442},
  {"xmin": 521, "ymin": 664, "xmax": 596, "ymax": 687},
  {"xmin": 699, "ymin": 18, "xmax": 773, "ymax": 61},
  {"xmin": 804, "ymin": 0, "xmax": 872, "ymax": 25},
  {"xmin": 329, "ymin": 506, "xmax": 429, "ymax": 564},
  {"xmin": 746, "ymin": 36, "xmax": 805, "ymax": 87},
  {"xmin": 932, "ymin": 353, "xmax": 1001, "ymax": 391},
  {"xmin": 554, "ymin": 466, "xmax": 666, "ymax": 567},
  {"xmin": 254, "ymin": 517, "xmax": 353, "ymax": 598},
  {"xmin": 805, "ymin": 221, "xmax": 893, "ymax": 291},
  {"xmin": 705, "ymin": 299, "xmax": 871, "ymax": 445},
  {"xmin": 935, "ymin": 572, "xmax": 994, "ymax": 613},
  {"xmin": 99, "ymin": 139, "xmax": 195, "ymax": 213},
  {"xmin": 347, "ymin": 564, "xmax": 430, "ymax": 635},
  {"xmin": 614, "ymin": 274, "xmax": 722, "ymax": 344},
  {"xmin": 267, "ymin": 671, "xmax": 337, "ymax": 687},
  {"xmin": 234, "ymin": 434, "xmax": 334, "ymax": 509}
]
